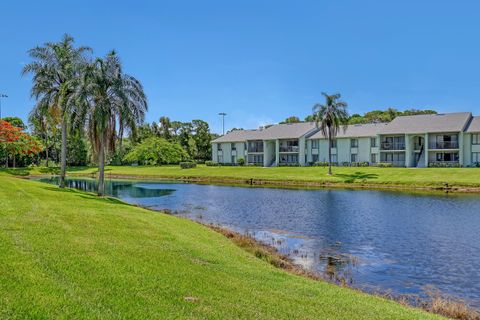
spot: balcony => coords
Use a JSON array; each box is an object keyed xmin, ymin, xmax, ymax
[
  {"xmin": 381, "ymin": 142, "xmax": 405, "ymax": 151},
  {"xmin": 429, "ymin": 141, "xmax": 459, "ymax": 149},
  {"xmin": 248, "ymin": 146, "xmax": 263, "ymax": 153},
  {"xmin": 279, "ymin": 146, "xmax": 299, "ymax": 152}
]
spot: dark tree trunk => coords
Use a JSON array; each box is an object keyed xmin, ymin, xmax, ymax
[
  {"xmin": 60, "ymin": 117, "xmax": 67, "ymax": 188},
  {"xmin": 98, "ymin": 134, "xmax": 106, "ymax": 196}
]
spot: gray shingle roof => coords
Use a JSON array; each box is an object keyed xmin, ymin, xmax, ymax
[
  {"xmin": 308, "ymin": 123, "xmax": 387, "ymax": 139},
  {"xmin": 466, "ymin": 116, "xmax": 480, "ymax": 133},
  {"xmin": 211, "ymin": 129, "xmax": 267, "ymax": 143},
  {"xmin": 379, "ymin": 112, "xmax": 472, "ymax": 134},
  {"xmin": 260, "ymin": 122, "xmax": 318, "ymax": 139}
]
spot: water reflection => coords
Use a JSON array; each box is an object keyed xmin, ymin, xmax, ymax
[{"xmin": 38, "ymin": 177, "xmax": 480, "ymax": 307}]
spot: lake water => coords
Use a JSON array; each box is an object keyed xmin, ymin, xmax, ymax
[{"xmin": 38, "ymin": 177, "xmax": 480, "ymax": 307}]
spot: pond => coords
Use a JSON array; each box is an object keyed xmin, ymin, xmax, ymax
[{"xmin": 38, "ymin": 177, "xmax": 480, "ymax": 307}]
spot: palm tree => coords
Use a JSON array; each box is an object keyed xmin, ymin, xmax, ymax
[
  {"xmin": 23, "ymin": 34, "xmax": 91, "ymax": 187},
  {"xmin": 313, "ymin": 93, "xmax": 349, "ymax": 175},
  {"xmin": 77, "ymin": 51, "xmax": 147, "ymax": 196}
]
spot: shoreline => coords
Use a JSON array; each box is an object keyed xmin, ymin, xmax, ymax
[
  {"xmin": 26, "ymin": 174, "xmax": 480, "ymax": 319},
  {"xmin": 184, "ymin": 219, "xmax": 480, "ymax": 320},
  {"xmin": 28, "ymin": 171, "xmax": 480, "ymax": 194}
]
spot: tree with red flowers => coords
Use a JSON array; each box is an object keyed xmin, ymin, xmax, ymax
[{"xmin": 0, "ymin": 119, "xmax": 43, "ymax": 167}]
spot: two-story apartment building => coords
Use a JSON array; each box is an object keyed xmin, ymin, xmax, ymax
[{"xmin": 211, "ymin": 112, "xmax": 480, "ymax": 167}]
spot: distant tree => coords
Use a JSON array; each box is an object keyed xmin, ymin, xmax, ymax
[
  {"xmin": 192, "ymin": 119, "xmax": 211, "ymax": 161},
  {"xmin": 280, "ymin": 116, "xmax": 301, "ymax": 124},
  {"xmin": 304, "ymin": 115, "xmax": 316, "ymax": 122},
  {"xmin": 0, "ymin": 119, "xmax": 42, "ymax": 168},
  {"xmin": 158, "ymin": 116, "xmax": 172, "ymax": 140},
  {"xmin": 170, "ymin": 121, "xmax": 183, "ymax": 138},
  {"xmin": 226, "ymin": 127, "xmax": 244, "ymax": 133},
  {"xmin": 348, "ymin": 108, "xmax": 437, "ymax": 124},
  {"xmin": 313, "ymin": 93, "xmax": 349, "ymax": 175},
  {"xmin": 2, "ymin": 117, "xmax": 26, "ymax": 130},
  {"xmin": 123, "ymin": 137, "xmax": 188, "ymax": 165}
]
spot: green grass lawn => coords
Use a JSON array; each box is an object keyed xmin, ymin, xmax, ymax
[
  {"xmin": 0, "ymin": 173, "xmax": 442, "ymax": 319},
  {"xmin": 5, "ymin": 164, "xmax": 480, "ymax": 189}
]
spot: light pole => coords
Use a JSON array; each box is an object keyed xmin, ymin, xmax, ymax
[
  {"xmin": 218, "ymin": 112, "xmax": 227, "ymax": 135},
  {"xmin": 0, "ymin": 94, "xmax": 7, "ymax": 119}
]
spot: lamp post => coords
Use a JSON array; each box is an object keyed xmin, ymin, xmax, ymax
[
  {"xmin": 218, "ymin": 112, "xmax": 227, "ymax": 135},
  {"xmin": 0, "ymin": 94, "xmax": 7, "ymax": 119}
]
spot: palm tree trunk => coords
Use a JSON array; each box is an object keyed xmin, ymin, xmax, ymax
[
  {"xmin": 60, "ymin": 117, "xmax": 67, "ymax": 188},
  {"xmin": 328, "ymin": 126, "xmax": 332, "ymax": 175},
  {"xmin": 118, "ymin": 122, "xmax": 124, "ymax": 164},
  {"xmin": 98, "ymin": 133, "xmax": 106, "ymax": 196},
  {"xmin": 45, "ymin": 134, "xmax": 49, "ymax": 167}
]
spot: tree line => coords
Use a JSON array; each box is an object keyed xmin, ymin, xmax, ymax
[
  {"xmin": 11, "ymin": 34, "xmax": 217, "ymax": 196},
  {"xmin": 280, "ymin": 108, "xmax": 437, "ymax": 124}
]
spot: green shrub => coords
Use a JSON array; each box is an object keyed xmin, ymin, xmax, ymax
[
  {"xmin": 179, "ymin": 161, "xmax": 197, "ymax": 169},
  {"xmin": 123, "ymin": 137, "xmax": 188, "ymax": 165},
  {"xmin": 428, "ymin": 162, "xmax": 461, "ymax": 168},
  {"xmin": 237, "ymin": 158, "xmax": 245, "ymax": 166},
  {"xmin": 205, "ymin": 160, "xmax": 219, "ymax": 166},
  {"xmin": 342, "ymin": 162, "xmax": 351, "ymax": 167},
  {"xmin": 376, "ymin": 162, "xmax": 393, "ymax": 168},
  {"xmin": 313, "ymin": 161, "xmax": 329, "ymax": 167},
  {"xmin": 278, "ymin": 163, "xmax": 300, "ymax": 167}
]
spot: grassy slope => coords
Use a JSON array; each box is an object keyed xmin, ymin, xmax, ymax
[
  {"xmin": 0, "ymin": 174, "xmax": 442, "ymax": 319},
  {"xmin": 14, "ymin": 165, "xmax": 480, "ymax": 188}
]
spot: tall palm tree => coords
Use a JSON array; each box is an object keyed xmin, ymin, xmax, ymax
[
  {"xmin": 77, "ymin": 51, "xmax": 147, "ymax": 196},
  {"xmin": 313, "ymin": 93, "xmax": 349, "ymax": 175},
  {"xmin": 23, "ymin": 34, "xmax": 91, "ymax": 187}
]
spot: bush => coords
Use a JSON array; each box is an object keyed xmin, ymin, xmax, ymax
[
  {"xmin": 342, "ymin": 162, "xmax": 351, "ymax": 167},
  {"xmin": 313, "ymin": 161, "xmax": 329, "ymax": 167},
  {"xmin": 278, "ymin": 163, "xmax": 300, "ymax": 167},
  {"xmin": 205, "ymin": 160, "xmax": 219, "ymax": 166},
  {"xmin": 237, "ymin": 158, "xmax": 245, "ymax": 166},
  {"xmin": 428, "ymin": 162, "xmax": 461, "ymax": 168},
  {"xmin": 123, "ymin": 137, "xmax": 188, "ymax": 165},
  {"xmin": 179, "ymin": 161, "xmax": 197, "ymax": 169},
  {"xmin": 376, "ymin": 162, "xmax": 393, "ymax": 167}
]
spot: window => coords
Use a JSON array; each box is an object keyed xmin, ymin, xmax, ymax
[
  {"xmin": 312, "ymin": 154, "xmax": 319, "ymax": 162},
  {"xmin": 280, "ymin": 154, "xmax": 299, "ymax": 164},
  {"xmin": 330, "ymin": 139, "xmax": 337, "ymax": 148},
  {"xmin": 217, "ymin": 144, "xmax": 222, "ymax": 151},
  {"xmin": 248, "ymin": 154, "xmax": 263, "ymax": 164},
  {"xmin": 217, "ymin": 155, "xmax": 223, "ymax": 163},
  {"xmin": 436, "ymin": 152, "xmax": 459, "ymax": 162},
  {"xmin": 472, "ymin": 152, "xmax": 480, "ymax": 163},
  {"xmin": 371, "ymin": 153, "xmax": 377, "ymax": 163},
  {"xmin": 231, "ymin": 143, "xmax": 236, "ymax": 151},
  {"xmin": 312, "ymin": 140, "xmax": 319, "ymax": 149},
  {"xmin": 279, "ymin": 139, "xmax": 299, "ymax": 152},
  {"xmin": 231, "ymin": 155, "xmax": 236, "ymax": 164},
  {"xmin": 351, "ymin": 153, "xmax": 358, "ymax": 162},
  {"xmin": 331, "ymin": 154, "xmax": 338, "ymax": 163},
  {"xmin": 351, "ymin": 139, "xmax": 358, "ymax": 148},
  {"xmin": 248, "ymin": 140, "xmax": 263, "ymax": 153},
  {"xmin": 371, "ymin": 137, "xmax": 377, "ymax": 147},
  {"xmin": 472, "ymin": 134, "xmax": 480, "ymax": 145}
]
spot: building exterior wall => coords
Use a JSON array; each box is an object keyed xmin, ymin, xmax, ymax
[
  {"xmin": 211, "ymin": 142, "xmax": 246, "ymax": 165},
  {"xmin": 212, "ymin": 114, "xmax": 479, "ymax": 168}
]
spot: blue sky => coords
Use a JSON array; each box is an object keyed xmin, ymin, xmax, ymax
[{"xmin": 1, "ymin": 0, "xmax": 480, "ymax": 133}]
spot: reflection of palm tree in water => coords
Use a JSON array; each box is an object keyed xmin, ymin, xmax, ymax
[{"xmin": 47, "ymin": 178, "xmax": 176, "ymax": 198}]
